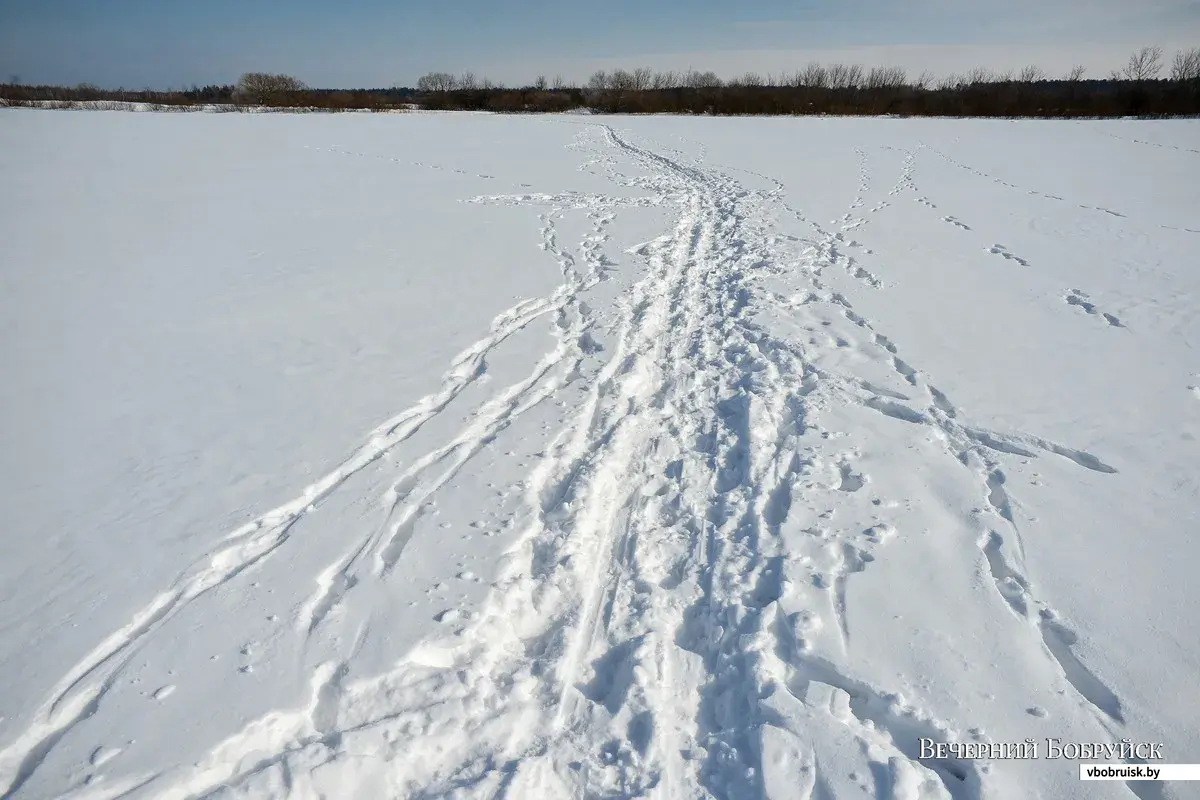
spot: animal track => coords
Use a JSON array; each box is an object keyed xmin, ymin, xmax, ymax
[
  {"xmin": 1065, "ymin": 290, "xmax": 1123, "ymax": 327},
  {"xmin": 941, "ymin": 215, "xmax": 971, "ymax": 230},
  {"xmin": 987, "ymin": 244, "xmax": 1029, "ymax": 266},
  {"xmin": 317, "ymin": 146, "xmax": 500, "ymax": 183},
  {"xmin": 1080, "ymin": 205, "xmax": 1125, "ymax": 218}
]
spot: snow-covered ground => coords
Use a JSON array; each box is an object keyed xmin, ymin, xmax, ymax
[{"xmin": 1, "ymin": 109, "xmax": 1197, "ymax": 800}]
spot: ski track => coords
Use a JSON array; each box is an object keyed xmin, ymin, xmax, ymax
[{"xmin": 0, "ymin": 125, "xmax": 1131, "ymax": 800}]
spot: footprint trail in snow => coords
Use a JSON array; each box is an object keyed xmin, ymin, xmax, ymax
[{"xmin": 0, "ymin": 124, "xmax": 1138, "ymax": 800}]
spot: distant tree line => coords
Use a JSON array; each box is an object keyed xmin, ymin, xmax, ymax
[
  {"xmin": 3, "ymin": 49, "xmax": 1198, "ymax": 116},
  {"xmin": 0, "ymin": 73, "xmax": 414, "ymax": 111},
  {"xmin": 412, "ymin": 46, "xmax": 1200, "ymax": 117}
]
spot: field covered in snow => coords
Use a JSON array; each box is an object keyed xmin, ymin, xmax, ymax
[{"xmin": 1, "ymin": 109, "xmax": 1198, "ymax": 800}]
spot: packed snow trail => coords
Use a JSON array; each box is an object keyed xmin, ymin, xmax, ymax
[{"xmin": 0, "ymin": 120, "xmax": 1161, "ymax": 800}]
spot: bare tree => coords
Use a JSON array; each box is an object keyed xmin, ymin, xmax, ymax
[
  {"xmin": 865, "ymin": 66, "xmax": 906, "ymax": 88},
  {"xmin": 730, "ymin": 71, "xmax": 764, "ymax": 87},
  {"xmin": 651, "ymin": 70, "xmax": 678, "ymax": 89},
  {"xmin": 552, "ymin": 74, "xmax": 569, "ymax": 90},
  {"xmin": 609, "ymin": 69, "xmax": 635, "ymax": 90},
  {"xmin": 913, "ymin": 70, "xmax": 936, "ymax": 90},
  {"xmin": 534, "ymin": 75, "xmax": 547, "ymax": 91},
  {"xmin": 1064, "ymin": 65, "xmax": 1087, "ymax": 81},
  {"xmin": 234, "ymin": 72, "xmax": 306, "ymax": 104},
  {"xmin": 587, "ymin": 70, "xmax": 609, "ymax": 91},
  {"xmin": 937, "ymin": 73, "xmax": 963, "ymax": 90},
  {"xmin": 416, "ymin": 72, "xmax": 457, "ymax": 92},
  {"xmin": 683, "ymin": 69, "xmax": 722, "ymax": 88},
  {"xmin": 1016, "ymin": 65, "xmax": 1046, "ymax": 83},
  {"xmin": 458, "ymin": 71, "xmax": 478, "ymax": 90},
  {"xmin": 826, "ymin": 63, "xmax": 863, "ymax": 89},
  {"xmin": 1170, "ymin": 47, "xmax": 1200, "ymax": 81},
  {"xmin": 1119, "ymin": 46, "xmax": 1163, "ymax": 81},
  {"xmin": 796, "ymin": 62, "xmax": 829, "ymax": 88},
  {"xmin": 962, "ymin": 66, "xmax": 994, "ymax": 85}
]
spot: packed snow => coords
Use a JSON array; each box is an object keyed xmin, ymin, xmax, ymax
[{"xmin": 1, "ymin": 109, "xmax": 1198, "ymax": 800}]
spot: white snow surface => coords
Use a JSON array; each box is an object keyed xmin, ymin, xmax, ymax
[{"xmin": 1, "ymin": 109, "xmax": 1198, "ymax": 800}]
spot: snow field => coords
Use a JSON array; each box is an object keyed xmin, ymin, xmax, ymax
[{"xmin": 1, "ymin": 110, "xmax": 1198, "ymax": 799}]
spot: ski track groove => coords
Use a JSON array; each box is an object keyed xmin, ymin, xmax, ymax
[{"xmin": 0, "ymin": 124, "xmax": 1131, "ymax": 800}]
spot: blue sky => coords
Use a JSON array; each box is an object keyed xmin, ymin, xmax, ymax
[{"xmin": 2, "ymin": 0, "xmax": 1198, "ymax": 88}]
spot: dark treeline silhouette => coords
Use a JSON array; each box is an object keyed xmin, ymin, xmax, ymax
[
  {"xmin": 0, "ymin": 74, "xmax": 415, "ymax": 111},
  {"xmin": 574, "ymin": 79, "xmax": 1199, "ymax": 117},
  {"xmin": 411, "ymin": 49, "xmax": 1200, "ymax": 117},
  {"xmin": 3, "ymin": 49, "xmax": 1199, "ymax": 116},
  {"xmin": 0, "ymin": 82, "xmax": 239, "ymax": 106}
]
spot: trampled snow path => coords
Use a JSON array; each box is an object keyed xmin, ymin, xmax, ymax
[{"xmin": 1, "ymin": 118, "xmax": 1183, "ymax": 800}]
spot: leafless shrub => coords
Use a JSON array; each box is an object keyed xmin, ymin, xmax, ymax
[{"xmin": 1064, "ymin": 65, "xmax": 1087, "ymax": 81}]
